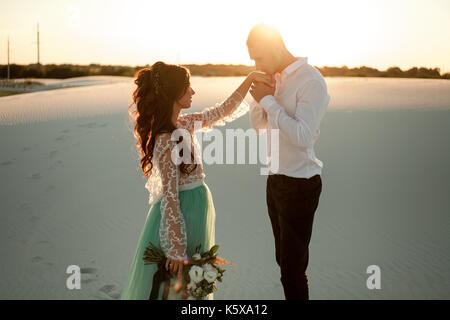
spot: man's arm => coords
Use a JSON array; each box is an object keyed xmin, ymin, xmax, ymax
[
  {"xmin": 249, "ymin": 98, "xmax": 268, "ymax": 133},
  {"xmin": 258, "ymin": 79, "xmax": 329, "ymax": 148}
]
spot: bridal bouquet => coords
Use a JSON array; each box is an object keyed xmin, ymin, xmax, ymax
[{"xmin": 143, "ymin": 242, "xmax": 234, "ymax": 300}]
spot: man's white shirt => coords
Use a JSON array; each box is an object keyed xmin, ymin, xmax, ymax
[{"xmin": 249, "ymin": 57, "xmax": 330, "ymax": 178}]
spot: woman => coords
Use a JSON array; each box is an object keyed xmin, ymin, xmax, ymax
[{"xmin": 120, "ymin": 61, "xmax": 273, "ymax": 300}]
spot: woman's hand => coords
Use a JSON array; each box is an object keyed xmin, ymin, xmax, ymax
[
  {"xmin": 248, "ymin": 71, "xmax": 275, "ymax": 88},
  {"xmin": 232, "ymin": 71, "xmax": 275, "ymax": 110},
  {"xmin": 165, "ymin": 257, "xmax": 185, "ymax": 291}
]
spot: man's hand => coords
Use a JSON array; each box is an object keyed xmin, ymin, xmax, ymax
[{"xmin": 250, "ymin": 81, "xmax": 276, "ymax": 103}]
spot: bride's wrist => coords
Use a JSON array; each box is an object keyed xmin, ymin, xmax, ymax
[{"xmin": 247, "ymin": 72, "xmax": 256, "ymax": 82}]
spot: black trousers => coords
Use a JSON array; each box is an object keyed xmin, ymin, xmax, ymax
[{"xmin": 266, "ymin": 173, "xmax": 322, "ymax": 300}]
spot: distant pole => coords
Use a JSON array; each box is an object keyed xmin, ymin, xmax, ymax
[
  {"xmin": 7, "ymin": 36, "xmax": 10, "ymax": 80},
  {"xmin": 37, "ymin": 22, "xmax": 40, "ymax": 65}
]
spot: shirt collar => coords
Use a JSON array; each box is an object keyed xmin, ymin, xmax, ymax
[
  {"xmin": 282, "ymin": 56, "xmax": 308, "ymax": 76},
  {"xmin": 274, "ymin": 57, "xmax": 308, "ymax": 84}
]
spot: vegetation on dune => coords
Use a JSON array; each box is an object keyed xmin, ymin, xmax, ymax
[{"xmin": 0, "ymin": 63, "xmax": 448, "ymax": 80}]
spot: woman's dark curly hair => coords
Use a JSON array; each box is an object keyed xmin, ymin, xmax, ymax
[{"xmin": 128, "ymin": 61, "xmax": 197, "ymax": 178}]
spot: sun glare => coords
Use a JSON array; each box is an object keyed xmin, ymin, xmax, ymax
[{"xmin": 0, "ymin": 0, "xmax": 449, "ymax": 71}]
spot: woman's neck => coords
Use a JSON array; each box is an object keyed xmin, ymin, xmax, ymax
[{"xmin": 172, "ymin": 106, "xmax": 181, "ymax": 126}]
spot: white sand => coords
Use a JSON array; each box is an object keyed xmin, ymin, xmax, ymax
[
  {"xmin": 0, "ymin": 76, "xmax": 131, "ymax": 96},
  {"xmin": 0, "ymin": 76, "xmax": 449, "ymax": 299}
]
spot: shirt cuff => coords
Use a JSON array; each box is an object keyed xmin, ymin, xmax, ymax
[
  {"xmin": 259, "ymin": 95, "xmax": 278, "ymax": 112},
  {"xmin": 259, "ymin": 95, "xmax": 281, "ymax": 129}
]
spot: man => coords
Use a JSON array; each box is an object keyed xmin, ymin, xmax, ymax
[{"xmin": 247, "ymin": 24, "xmax": 330, "ymax": 300}]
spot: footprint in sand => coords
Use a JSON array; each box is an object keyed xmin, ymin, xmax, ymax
[
  {"xmin": 55, "ymin": 135, "xmax": 69, "ymax": 143},
  {"xmin": 80, "ymin": 267, "xmax": 100, "ymax": 284},
  {"xmin": 31, "ymin": 256, "xmax": 54, "ymax": 267},
  {"xmin": 23, "ymin": 146, "xmax": 31, "ymax": 151},
  {"xmin": 36, "ymin": 240, "xmax": 52, "ymax": 247},
  {"xmin": 48, "ymin": 160, "xmax": 63, "ymax": 170},
  {"xmin": 31, "ymin": 256, "xmax": 44, "ymax": 263},
  {"xmin": 46, "ymin": 185, "xmax": 56, "ymax": 192},
  {"xmin": 49, "ymin": 150, "xmax": 59, "ymax": 159},
  {"xmin": 61, "ymin": 129, "xmax": 70, "ymax": 133},
  {"xmin": 1, "ymin": 160, "xmax": 13, "ymax": 166},
  {"xmin": 18, "ymin": 201, "xmax": 32, "ymax": 214},
  {"xmin": 19, "ymin": 201, "xmax": 30, "ymax": 209},
  {"xmin": 99, "ymin": 284, "xmax": 122, "ymax": 299},
  {"xmin": 77, "ymin": 122, "xmax": 108, "ymax": 129},
  {"xmin": 7, "ymin": 234, "xmax": 27, "ymax": 245},
  {"xmin": 29, "ymin": 216, "xmax": 41, "ymax": 223},
  {"xmin": 27, "ymin": 172, "xmax": 42, "ymax": 181}
]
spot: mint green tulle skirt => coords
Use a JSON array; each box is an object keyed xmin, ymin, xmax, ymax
[{"xmin": 120, "ymin": 181, "xmax": 215, "ymax": 300}]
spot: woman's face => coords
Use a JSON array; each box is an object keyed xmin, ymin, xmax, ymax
[{"xmin": 175, "ymin": 84, "xmax": 195, "ymax": 109}]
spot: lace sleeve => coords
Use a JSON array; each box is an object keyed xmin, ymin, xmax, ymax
[
  {"xmin": 154, "ymin": 133, "xmax": 187, "ymax": 261},
  {"xmin": 177, "ymin": 90, "xmax": 249, "ymax": 132}
]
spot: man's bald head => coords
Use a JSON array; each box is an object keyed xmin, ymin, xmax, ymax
[
  {"xmin": 246, "ymin": 24, "xmax": 288, "ymax": 75},
  {"xmin": 246, "ymin": 23, "xmax": 287, "ymax": 50}
]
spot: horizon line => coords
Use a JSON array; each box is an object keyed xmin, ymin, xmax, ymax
[{"xmin": 1, "ymin": 62, "xmax": 447, "ymax": 73}]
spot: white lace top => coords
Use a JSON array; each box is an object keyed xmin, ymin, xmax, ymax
[{"xmin": 144, "ymin": 90, "xmax": 249, "ymax": 260}]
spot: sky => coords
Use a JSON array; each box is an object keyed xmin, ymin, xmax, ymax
[{"xmin": 1, "ymin": 0, "xmax": 449, "ymax": 72}]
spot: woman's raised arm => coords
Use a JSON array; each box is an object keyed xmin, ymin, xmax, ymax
[{"xmin": 178, "ymin": 72, "xmax": 274, "ymax": 132}]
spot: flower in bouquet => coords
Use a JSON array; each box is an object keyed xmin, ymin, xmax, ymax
[
  {"xmin": 188, "ymin": 265, "xmax": 204, "ymax": 283},
  {"xmin": 204, "ymin": 269, "xmax": 218, "ymax": 283}
]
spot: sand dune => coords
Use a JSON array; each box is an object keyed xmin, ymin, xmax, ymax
[{"xmin": 0, "ymin": 76, "xmax": 449, "ymax": 299}]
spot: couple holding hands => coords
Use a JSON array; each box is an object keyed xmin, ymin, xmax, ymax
[{"xmin": 121, "ymin": 23, "xmax": 330, "ymax": 300}]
